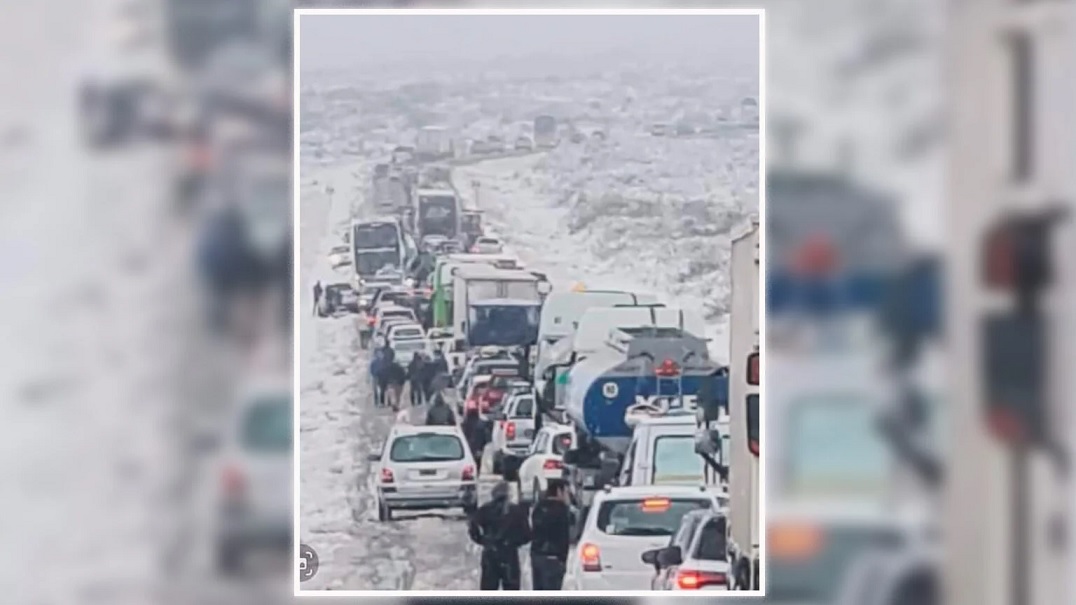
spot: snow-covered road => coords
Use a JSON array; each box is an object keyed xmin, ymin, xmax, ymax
[{"xmin": 298, "ymin": 164, "xmax": 508, "ymax": 591}]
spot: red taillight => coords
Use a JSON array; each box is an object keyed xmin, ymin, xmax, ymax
[
  {"xmin": 655, "ymin": 359, "xmax": 680, "ymax": 377},
  {"xmin": 221, "ymin": 465, "xmax": 245, "ymax": 498},
  {"xmin": 580, "ymin": 542, "xmax": 602, "ymax": 572},
  {"xmin": 465, "ymin": 399, "xmax": 478, "ymax": 411},
  {"xmin": 543, "ymin": 459, "xmax": 563, "ymax": 471},
  {"xmin": 367, "ymin": 316, "xmax": 376, "ymax": 326},
  {"xmin": 747, "ymin": 352, "xmax": 759, "ymax": 386},
  {"xmin": 461, "ymin": 465, "xmax": 475, "ymax": 481},
  {"xmin": 380, "ymin": 468, "xmax": 395, "ymax": 483},
  {"xmin": 676, "ymin": 569, "xmax": 727, "ymax": 590},
  {"xmin": 505, "ymin": 422, "xmax": 516, "ymax": 439},
  {"xmin": 749, "ymin": 440, "xmax": 760, "ymax": 456}
]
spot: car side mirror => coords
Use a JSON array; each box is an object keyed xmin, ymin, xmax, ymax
[
  {"xmin": 641, "ymin": 548, "xmax": 660, "ymax": 567},
  {"xmin": 657, "ymin": 546, "xmax": 683, "ymax": 568},
  {"xmin": 367, "ymin": 453, "xmax": 381, "ymax": 462}
]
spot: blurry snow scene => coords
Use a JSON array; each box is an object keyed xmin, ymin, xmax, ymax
[{"xmin": 297, "ymin": 11, "xmax": 760, "ymax": 591}]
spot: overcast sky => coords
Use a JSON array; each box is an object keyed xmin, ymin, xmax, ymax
[{"xmin": 299, "ymin": 14, "xmax": 760, "ymax": 75}]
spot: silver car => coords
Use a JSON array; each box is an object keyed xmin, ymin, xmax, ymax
[
  {"xmin": 213, "ymin": 377, "xmax": 292, "ymax": 574},
  {"xmin": 369, "ymin": 425, "xmax": 478, "ymax": 521}
]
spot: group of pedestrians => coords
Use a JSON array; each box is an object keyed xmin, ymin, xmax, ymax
[
  {"xmin": 467, "ymin": 478, "xmax": 574, "ymax": 591},
  {"xmin": 368, "ymin": 340, "xmax": 450, "ymax": 411}
]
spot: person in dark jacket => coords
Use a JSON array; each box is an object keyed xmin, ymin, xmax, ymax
[
  {"xmin": 424, "ymin": 392, "xmax": 456, "ymax": 426},
  {"xmin": 407, "ymin": 352, "xmax": 427, "ymax": 406},
  {"xmin": 468, "ymin": 481, "xmax": 532, "ymax": 590},
  {"xmin": 370, "ymin": 350, "xmax": 386, "ymax": 407},
  {"xmin": 461, "ymin": 407, "xmax": 489, "ymax": 476},
  {"xmin": 384, "ymin": 360, "xmax": 407, "ymax": 411},
  {"xmin": 427, "ymin": 350, "xmax": 450, "ymax": 400},
  {"xmin": 313, "ymin": 281, "xmax": 323, "ymax": 315},
  {"xmin": 529, "ymin": 479, "xmax": 573, "ymax": 590}
]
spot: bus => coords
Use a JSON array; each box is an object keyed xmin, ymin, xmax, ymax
[
  {"xmin": 350, "ymin": 217, "xmax": 412, "ymax": 280},
  {"xmin": 415, "ymin": 188, "xmax": 461, "ymax": 240}
]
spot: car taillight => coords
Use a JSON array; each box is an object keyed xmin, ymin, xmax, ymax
[
  {"xmin": 676, "ymin": 569, "xmax": 727, "ymax": 590},
  {"xmin": 466, "ymin": 399, "xmax": 478, "ymax": 411},
  {"xmin": 580, "ymin": 542, "xmax": 602, "ymax": 572},
  {"xmin": 543, "ymin": 459, "xmax": 563, "ymax": 471},
  {"xmin": 367, "ymin": 316, "xmax": 376, "ymax": 326},
  {"xmin": 461, "ymin": 465, "xmax": 475, "ymax": 481},
  {"xmin": 187, "ymin": 144, "xmax": 212, "ymax": 171},
  {"xmin": 380, "ymin": 468, "xmax": 395, "ymax": 483},
  {"xmin": 221, "ymin": 465, "xmax": 245, "ymax": 499},
  {"xmin": 505, "ymin": 422, "xmax": 516, "ymax": 439}
]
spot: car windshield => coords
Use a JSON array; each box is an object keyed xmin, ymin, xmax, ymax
[
  {"xmin": 785, "ymin": 394, "xmax": 891, "ymax": 497},
  {"xmin": 240, "ymin": 395, "xmax": 291, "ymax": 452},
  {"xmin": 356, "ymin": 250, "xmax": 399, "ymax": 275},
  {"xmin": 693, "ymin": 517, "xmax": 728, "ymax": 561},
  {"xmin": 510, "ymin": 396, "xmax": 534, "ymax": 418},
  {"xmin": 389, "ymin": 433, "xmax": 464, "ymax": 462},
  {"xmin": 652, "ymin": 435, "xmax": 705, "ymax": 484},
  {"xmin": 597, "ymin": 498, "xmax": 713, "ymax": 536}
]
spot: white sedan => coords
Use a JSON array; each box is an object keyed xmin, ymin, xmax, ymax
[
  {"xmin": 516, "ymin": 424, "xmax": 574, "ymax": 505},
  {"xmin": 328, "ymin": 244, "xmax": 351, "ymax": 268},
  {"xmin": 470, "ymin": 236, "xmax": 504, "ymax": 254},
  {"xmin": 563, "ymin": 485, "xmax": 724, "ymax": 591}
]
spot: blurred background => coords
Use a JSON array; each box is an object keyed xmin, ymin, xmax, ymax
[{"xmin": 4, "ymin": 0, "xmax": 1071, "ymax": 604}]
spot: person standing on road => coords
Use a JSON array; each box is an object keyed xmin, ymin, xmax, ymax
[
  {"xmin": 407, "ymin": 351, "xmax": 427, "ymax": 406},
  {"xmin": 424, "ymin": 391, "xmax": 456, "ymax": 426},
  {"xmin": 468, "ymin": 481, "xmax": 532, "ymax": 590},
  {"xmin": 427, "ymin": 349, "xmax": 450, "ymax": 401},
  {"xmin": 384, "ymin": 359, "xmax": 407, "ymax": 411},
  {"xmin": 461, "ymin": 407, "xmax": 489, "ymax": 476},
  {"xmin": 312, "ymin": 280, "xmax": 323, "ymax": 315},
  {"xmin": 529, "ymin": 478, "xmax": 573, "ymax": 590}
]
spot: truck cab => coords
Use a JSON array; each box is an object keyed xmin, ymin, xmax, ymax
[{"xmin": 618, "ymin": 411, "xmax": 729, "ymax": 493}]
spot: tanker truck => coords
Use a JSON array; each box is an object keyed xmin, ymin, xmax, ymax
[{"xmin": 544, "ymin": 307, "xmax": 729, "ymax": 510}]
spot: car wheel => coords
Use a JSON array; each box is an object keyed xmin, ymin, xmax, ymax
[
  {"xmin": 215, "ymin": 541, "xmax": 244, "ymax": 576},
  {"xmin": 492, "ymin": 452, "xmax": 503, "ymax": 475},
  {"xmin": 377, "ymin": 499, "xmax": 393, "ymax": 522}
]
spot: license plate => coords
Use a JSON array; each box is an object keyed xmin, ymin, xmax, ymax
[
  {"xmin": 583, "ymin": 475, "xmax": 596, "ymax": 487},
  {"xmin": 419, "ymin": 469, "xmax": 437, "ymax": 476},
  {"xmin": 524, "ymin": 429, "xmax": 533, "ymax": 438}
]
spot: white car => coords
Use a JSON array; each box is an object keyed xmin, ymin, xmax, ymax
[
  {"xmin": 563, "ymin": 485, "xmax": 724, "ymax": 591},
  {"xmin": 516, "ymin": 424, "xmax": 575, "ymax": 504},
  {"xmin": 328, "ymin": 244, "xmax": 351, "ymax": 268},
  {"xmin": 374, "ymin": 304, "xmax": 417, "ymax": 337},
  {"xmin": 385, "ymin": 321, "xmax": 424, "ymax": 341},
  {"xmin": 489, "ymin": 389, "xmax": 538, "ymax": 476},
  {"xmin": 369, "ymin": 424, "xmax": 478, "ymax": 521},
  {"xmin": 390, "ymin": 336, "xmax": 430, "ymax": 368},
  {"xmin": 213, "ymin": 375, "xmax": 292, "ymax": 574},
  {"xmin": 470, "ymin": 236, "xmax": 504, "ymax": 255},
  {"xmin": 644, "ymin": 509, "xmax": 730, "ymax": 590}
]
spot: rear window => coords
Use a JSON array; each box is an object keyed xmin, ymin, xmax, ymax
[
  {"xmin": 392, "ymin": 327, "xmax": 424, "ymax": 339},
  {"xmin": 393, "ymin": 340, "xmax": 426, "ymax": 352},
  {"xmin": 389, "ymin": 433, "xmax": 465, "ymax": 462},
  {"xmin": 552, "ymin": 433, "xmax": 573, "ymax": 455},
  {"xmin": 596, "ymin": 498, "xmax": 712, "ymax": 536},
  {"xmin": 510, "ymin": 396, "xmax": 534, "ymax": 418},
  {"xmin": 384, "ymin": 310, "xmax": 414, "ymax": 320},
  {"xmin": 240, "ymin": 396, "xmax": 291, "ymax": 452},
  {"xmin": 652, "ymin": 436, "xmax": 705, "ymax": 484},
  {"xmin": 693, "ymin": 517, "xmax": 728, "ymax": 561}
]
